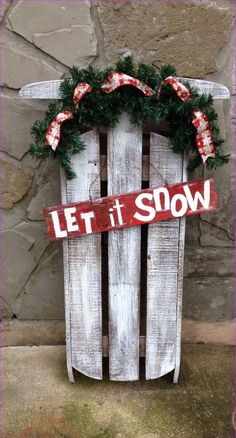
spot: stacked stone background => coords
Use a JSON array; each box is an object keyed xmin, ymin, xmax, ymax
[{"xmin": 1, "ymin": 1, "xmax": 234, "ymax": 331}]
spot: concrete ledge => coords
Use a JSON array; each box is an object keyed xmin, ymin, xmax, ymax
[
  {"xmin": 2, "ymin": 320, "xmax": 65, "ymax": 346},
  {"xmin": 181, "ymin": 319, "xmax": 234, "ymax": 345},
  {"xmin": 2, "ymin": 319, "xmax": 234, "ymax": 347},
  {"xmin": 3, "ymin": 345, "xmax": 234, "ymax": 438}
]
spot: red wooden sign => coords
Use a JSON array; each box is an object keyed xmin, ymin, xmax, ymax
[{"xmin": 44, "ymin": 179, "xmax": 218, "ymax": 241}]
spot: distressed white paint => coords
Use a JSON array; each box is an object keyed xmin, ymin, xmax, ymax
[
  {"xmin": 60, "ymin": 176, "xmax": 75, "ymax": 383},
  {"xmin": 146, "ymin": 133, "xmax": 185, "ymax": 380},
  {"xmin": 61, "ymin": 129, "xmax": 103, "ymax": 380},
  {"xmin": 107, "ymin": 113, "xmax": 142, "ymax": 381},
  {"xmin": 19, "ymin": 78, "xmax": 229, "ymax": 383},
  {"xmin": 19, "ymin": 78, "xmax": 230, "ymax": 100},
  {"xmin": 102, "ymin": 335, "xmax": 145, "ymax": 357},
  {"xmin": 19, "ymin": 80, "xmax": 63, "ymax": 99},
  {"xmin": 176, "ymin": 77, "xmax": 230, "ymax": 100},
  {"xmin": 173, "ymin": 156, "xmax": 187, "ymax": 384}
]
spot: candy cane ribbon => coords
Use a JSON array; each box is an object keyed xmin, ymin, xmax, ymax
[
  {"xmin": 73, "ymin": 82, "xmax": 92, "ymax": 110},
  {"xmin": 45, "ymin": 110, "xmax": 74, "ymax": 151},
  {"xmin": 158, "ymin": 76, "xmax": 191, "ymax": 101},
  {"xmin": 192, "ymin": 111, "xmax": 216, "ymax": 163},
  {"xmin": 46, "ymin": 82, "xmax": 91, "ymax": 150},
  {"xmin": 101, "ymin": 72, "xmax": 155, "ymax": 96},
  {"xmin": 158, "ymin": 76, "xmax": 216, "ymax": 162}
]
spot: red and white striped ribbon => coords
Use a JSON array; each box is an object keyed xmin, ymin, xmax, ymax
[
  {"xmin": 192, "ymin": 111, "xmax": 216, "ymax": 163},
  {"xmin": 158, "ymin": 76, "xmax": 191, "ymax": 101},
  {"xmin": 73, "ymin": 82, "xmax": 92, "ymax": 110},
  {"xmin": 45, "ymin": 110, "xmax": 74, "ymax": 151},
  {"xmin": 101, "ymin": 72, "xmax": 155, "ymax": 96}
]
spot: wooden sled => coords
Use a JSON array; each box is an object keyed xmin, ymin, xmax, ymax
[{"xmin": 20, "ymin": 78, "xmax": 229, "ymax": 383}]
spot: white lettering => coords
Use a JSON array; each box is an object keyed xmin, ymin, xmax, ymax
[
  {"xmin": 134, "ymin": 193, "xmax": 156, "ymax": 222},
  {"xmin": 109, "ymin": 208, "xmax": 115, "ymax": 227},
  {"xmin": 81, "ymin": 211, "xmax": 95, "ymax": 234},
  {"xmin": 64, "ymin": 207, "xmax": 79, "ymax": 232},
  {"xmin": 183, "ymin": 180, "xmax": 210, "ymax": 211},
  {"xmin": 153, "ymin": 187, "xmax": 170, "ymax": 211},
  {"xmin": 50, "ymin": 210, "xmax": 67, "ymax": 238},
  {"xmin": 113, "ymin": 199, "xmax": 124, "ymax": 225},
  {"xmin": 171, "ymin": 194, "xmax": 188, "ymax": 217}
]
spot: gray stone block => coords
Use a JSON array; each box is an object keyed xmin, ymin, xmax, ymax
[
  {"xmin": 200, "ymin": 220, "xmax": 234, "ymax": 247},
  {"xmin": 7, "ymin": 1, "xmax": 92, "ymax": 38},
  {"xmin": 185, "ymin": 216, "xmax": 200, "ymax": 246},
  {"xmin": 27, "ymin": 160, "xmax": 61, "ymax": 221},
  {"xmin": 2, "ymin": 229, "xmax": 37, "ymax": 317},
  {"xmin": 183, "ymin": 277, "xmax": 234, "ymax": 321},
  {"xmin": 2, "ymin": 220, "xmax": 49, "ymax": 317},
  {"xmin": 0, "ymin": 0, "xmax": 12, "ymax": 24},
  {"xmin": 2, "ymin": 204, "xmax": 26, "ymax": 231},
  {"xmin": 184, "ymin": 247, "xmax": 234, "ymax": 277},
  {"xmin": 13, "ymin": 221, "xmax": 49, "ymax": 261},
  {"xmin": 1, "ymin": 29, "xmax": 65, "ymax": 89},
  {"xmin": 2, "ymin": 92, "xmax": 48, "ymax": 160},
  {"xmin": 6, "ymin": 0, "xmax": 97, "ymax": 67},
  {"xmin": 98, "ymin": 2, "xmax": 234, "ymax": 76},
  {"xmin": 34, "ymin": 25, "xmax": 97, "ymax": 68},
  {"xmin": 17, "ymin": 243, "xmax": 65, "ymax": 320},
  {"xmin": 2, "ymin": 157, "xmax": 33, "ymax": 210}
]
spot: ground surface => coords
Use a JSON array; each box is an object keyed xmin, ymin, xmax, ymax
[{"xmin": 3, "ymin": 345, "xmax": 234, "ymax": 438}]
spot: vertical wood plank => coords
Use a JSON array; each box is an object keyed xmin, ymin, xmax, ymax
[
  {"xmin": 107, "ymin": 113, "xmax": 142, "ymax": 381},
  {"xmin": 146, "ymin": 133, "xmax": 185, "ymax": 380},
  {"xmin": 61, "ymin": 129, "xmax": 103, "ymax": 380},
  {"xmin": 61, "ymin": 177, "xmax": 75, "ymax": 383},
  {"xmin": 173, "ymin": 157, "xmax": 187, "ymax": 383}
]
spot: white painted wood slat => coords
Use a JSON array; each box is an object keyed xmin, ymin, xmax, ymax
[
  {"xmin": 61, "ymin": 129, "xmax": 103, "ymax": 380},
  {"xmin": 145, "ymin": 134, "xmax": 185, "ymax": 380},
  {"xmin": 19, "ymin": 78, "xmax": 230, "ymax": 100},
  {"xmin": 173, "ymin": 157, "xmax": 187, "ymax": 384},
  {"xmin": 107, "ymin": 113, "xmax": 142, "ymax": 381},
  {"xmin": 60, "ymin": 180, "xmax": 75, "ymax": 383}
]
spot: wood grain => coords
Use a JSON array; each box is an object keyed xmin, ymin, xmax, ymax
[
  {"xmin": 107, "ymin": 113, "xmax": 142, "ymax": 381},
  {"xmin": 145, "ymin": 133, "xmax": 184, "ymax": 380},
  {"xmin": 61, "ymin": 173, "xmax": 75, "ymax": 383},
  {"xmin": 19, "ymin": 80, "xmax": 62, "ymax": 99},
  {"xmin": 173, "ymin": 156, "xmax": 187, "ymax": 384},
  {"xmin": 19, "ymin": 78, "xmax": 230, "ymax": 100},
  {"xmin": 61, "ymin": 129, "xmax": 103, "ymax": 380},
  {"xmin": 101, "ymin": 155, "xmax": 149, "ymax": 182},
  {"xmin": 176, "ymin": 77, "xmax": 230, "ymax": 100}
]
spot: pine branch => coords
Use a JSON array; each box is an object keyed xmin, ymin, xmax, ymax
[{"xmin": 28, "ymin": 56, "xmax": 229, "ymax": 179}]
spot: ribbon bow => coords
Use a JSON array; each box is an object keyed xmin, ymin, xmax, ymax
[
  {"xmin": 46, "ymin": 83, "xmax": 92, "ymax": 150},
  {"xmin": 158, "ymin": 76, "xmax": 191, "ymax": 101},
  {"xmin": 45, "ymin": 110, "xmax": 74, "ymax": 151},
  {"xmin": 73, "ymin": 82, "xmax": 92, "ymax": 110},
  {"xmin": 192, "ymin": 111, "xmax": 216, "ymax": 163},
  {"xmin": 101, "ymin": 72, "xmax": 155, "ymax": 96}
]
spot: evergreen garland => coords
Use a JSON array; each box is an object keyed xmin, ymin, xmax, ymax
[{"xmin": 29, "ymin": 56, "xmax": 229, "ymax": 179}]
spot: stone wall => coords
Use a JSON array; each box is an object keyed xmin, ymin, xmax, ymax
[{"xmin": 1, "ymin": 1, "xmax": 234, "ymax": 333}]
